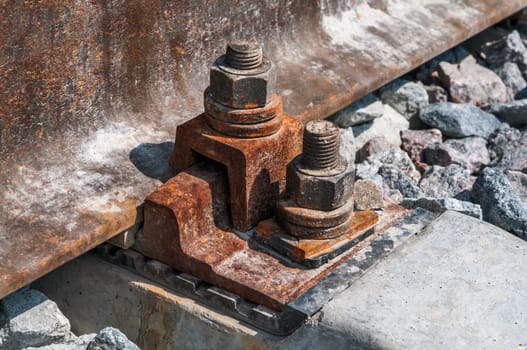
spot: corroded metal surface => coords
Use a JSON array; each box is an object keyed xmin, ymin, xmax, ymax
[
  {"xmin": 256, "ymin": 209, "xmax": 380, "ymax": 268},
  {"xmin": 135, "ymin": 161, "xmax": 409, "ymax": 310},
  {"xmin": 1, "ymin": 0, "xmax": 526, "ymax": 298},
  {"xmin": 171, "ymin": 112, "xmax": 303, "ymax": 231}
]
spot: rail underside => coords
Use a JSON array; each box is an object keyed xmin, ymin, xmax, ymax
[{"xmin": 1, "ymin": 0, "xmax": 525, "ymax": 299}]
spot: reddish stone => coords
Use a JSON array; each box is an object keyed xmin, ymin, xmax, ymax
[
  {"xmin": 437, "ymin": 56, "xmax": 507, "ymax": 108},
  {"xmin": 423, "ymin": 137, "xmax": 490, "ymax": 175},
  {"xmin": 401, "ymin": 129, "xmax": 442, "ymax": 173}
]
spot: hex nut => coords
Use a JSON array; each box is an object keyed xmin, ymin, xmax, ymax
[
  {"xmin": 209, "ymin": 55, "xmax": 276, "ymax": 109},
  {"xmin": 287, "ymin": 156, "xmax": 355, "ymax": 211}
]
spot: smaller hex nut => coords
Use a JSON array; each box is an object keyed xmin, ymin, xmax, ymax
[
  {"xmin": 209, "ymin": 55, "xmax": 276, "ymax": 109},
  {"xmin": 287, "ymin": 156, "xmax": 355, "ymax": 211}
]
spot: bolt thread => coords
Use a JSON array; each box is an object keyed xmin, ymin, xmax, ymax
[
  {"xmin": 226, "ymin": 40, "xmax": 263, "ymax": 70},
  {"xmin": 302, "ymin": 120, "xmax": 340, "ymax": 170}
]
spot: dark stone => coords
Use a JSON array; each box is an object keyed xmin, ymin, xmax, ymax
[
  {"xmin": 437, "ymin": 56, "xmax": 507, "ymax": 108},
  {"xmin": 472, "ymin": 167, "xmax": 527, "ymax": 239},
  {"xmin": 423, "ymin": 137, "xmax": 490, "ymax": 174},
  {"xmin": 515, "ymin": 20, "xmax": 527, "ymax": 45},
  {"xmin": 87, "ymin": 327, "xmax": 140, "ymax": 350},
  {"xmin": 489, "ymin": 99, "xmax": 527, "ymax": 126},
  {"xmin": 419, "ymin": 164, "xmax": 474, "ymax": 198},
  {"xmin": 378, "ymin": 165, "xmax": 423, "ymax": 198},
  {"xmin": 491, "ymin": 62, "xmax": 527, "ymax": 100},
  {"xmin": 481, "ymin": 30, "xmax": 527, "ymax": 71},
  {"xmin": 419, "ymin": 103, "xmax": 502, "ymax": 138},
  {"xmin": 401, "ymin": 129, "xmax": 443, "ymax": 173},
  {"xmin": 380, "ymin": 79, "xmax": 429, "ymax": 120},
  {"xmin": 487, "ymin": 126, "xmax": 522, "ymax": 161}
]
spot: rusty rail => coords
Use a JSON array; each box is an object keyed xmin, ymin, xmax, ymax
[{"xmin": 1, "ymin": 0, "xmax": 526, "ymax": 299}]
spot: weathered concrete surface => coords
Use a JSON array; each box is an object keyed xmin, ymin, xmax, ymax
[
  {"xmin": 33, "ymin": 254, "xmax": 280, "ymax": 350},
  {"xmin": 313, "ymin": 211, "xmax": 527, "ymax": 349},
  {"xmin": 34, "ymin": 211, "xmax": 527, "ymax": 349}
]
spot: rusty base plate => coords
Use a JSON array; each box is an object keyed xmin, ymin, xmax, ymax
[
  {"xmin": 254, "ymin": 210, "xmax": 379, "ymax": 268},
  {"xmin": 135, "ymin": 162, "xmax": 413, "ymax": 311},
  {"xmin": 98, "ymin": 208, "xmax": 437, "ymax": 336}
]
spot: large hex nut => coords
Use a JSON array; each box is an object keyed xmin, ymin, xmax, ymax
[
  {"xmin": 209, "ymin": 55, "xmax": 276, "ymax": 109},
  {"xmin": 287, "ymin": 156, "xmax": 354, "ymax": 211}
]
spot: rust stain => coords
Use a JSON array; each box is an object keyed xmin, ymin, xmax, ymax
[{"xmin": 293, "ymin": 210, "xmax": 379, "ymax": 259}]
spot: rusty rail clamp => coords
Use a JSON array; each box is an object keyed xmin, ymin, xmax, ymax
[{"xmin": 134, "ymin": 40, "xmax": 408, "ymax": 315}]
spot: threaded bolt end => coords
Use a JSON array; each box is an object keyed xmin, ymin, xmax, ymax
[
  {"xmin": 302, "ymin": 120, "xmax": 340, "ymax": 170},
  {"xmin": 225, "ymin": 40, "xmax": 263, "ymax": 70}
]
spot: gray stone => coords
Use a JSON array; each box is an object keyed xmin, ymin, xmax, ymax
[
  {"xmin": 419, "ymin": 102, "xmax": 502, "ymax": 139},
  {"xmin": 489, "ymin": 99, "xmax": 527, "ymax": 126},
  {"xmin": 491, "ymin": 62, "xmax": 527, "ymax": 100},
  {"xmin": 423, "ymin": 84, "xmax": 448, "ymax": 103},
  {"xmin": 423, "ymin": 137, "xmax": 490, "ymax": 174},
  {"xmin": 507, "ymin": 170, "xmax": 527, "ymax": 204},
  {"xmin": 355, "ymin": 147, "xmax": 420, "ymax": 185},
  {"xmin": 378, "ymin": 165, "xmax": 423, "ymax": 198},
  {"xmin": 355, "ymin": 161, "xmax": 381, "ymax": 181},
  {"xmin": 355, "ymin": 136, "xmax": 391, "ymax": 163},
  {"xmin": 338, "ymin": 126, "xmax": 356, "ymax": 165},
  {"xmin": 472, "ymin": 167, "xmax": 527, "ymax": 239},
  {"xmin": 380, "ymin": 79, "xmax": 429, "ymax": 119},
  {"xmin": 87, "ymin": 327, "xmax": 140, "ymax": 350},
  {"xmin": 498, "ymin": 134, "xmax": 527, "ymax": 173},
  {"xmin": 401, "ymin": 129, "xmax": 443, "ymax": 173},
  {"xmin": 353, "ymin": 105, "xmax": 409, "ymax": 149},
  {"xmin": 331, "ymin": 94, "xmax": 384, "ymax": 127},
  {"xmin": 419, "ymin": 164, "xmax": 474, "ymax": 198},
  {"xmin": 487, "ymin": 125, "xmax": 522, "ymax": 161},
  {"xmin": 0, "ymin": 289, "xmax": 72, "ymax": 350},
  {"xmin": 24, "ymin": 334, "xmax": 96, "ymax": 350},
  {"xmin": 377, "ymin": 148, "xmax": 421, "ymax": 184},
  {"xmin": 481, "ymin": 30, "xmax": 527, "ymax": 70},
  {"xmin": 402, "ymin": 197, "xmax": 482, "ymax": 219},
  {"xmin": 437, "ymin": 56, "xmax": 507, "ymax": 108},
  {"xmin": 353, "ymin": 179, "xmax": 383, "ymax": 210}
]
